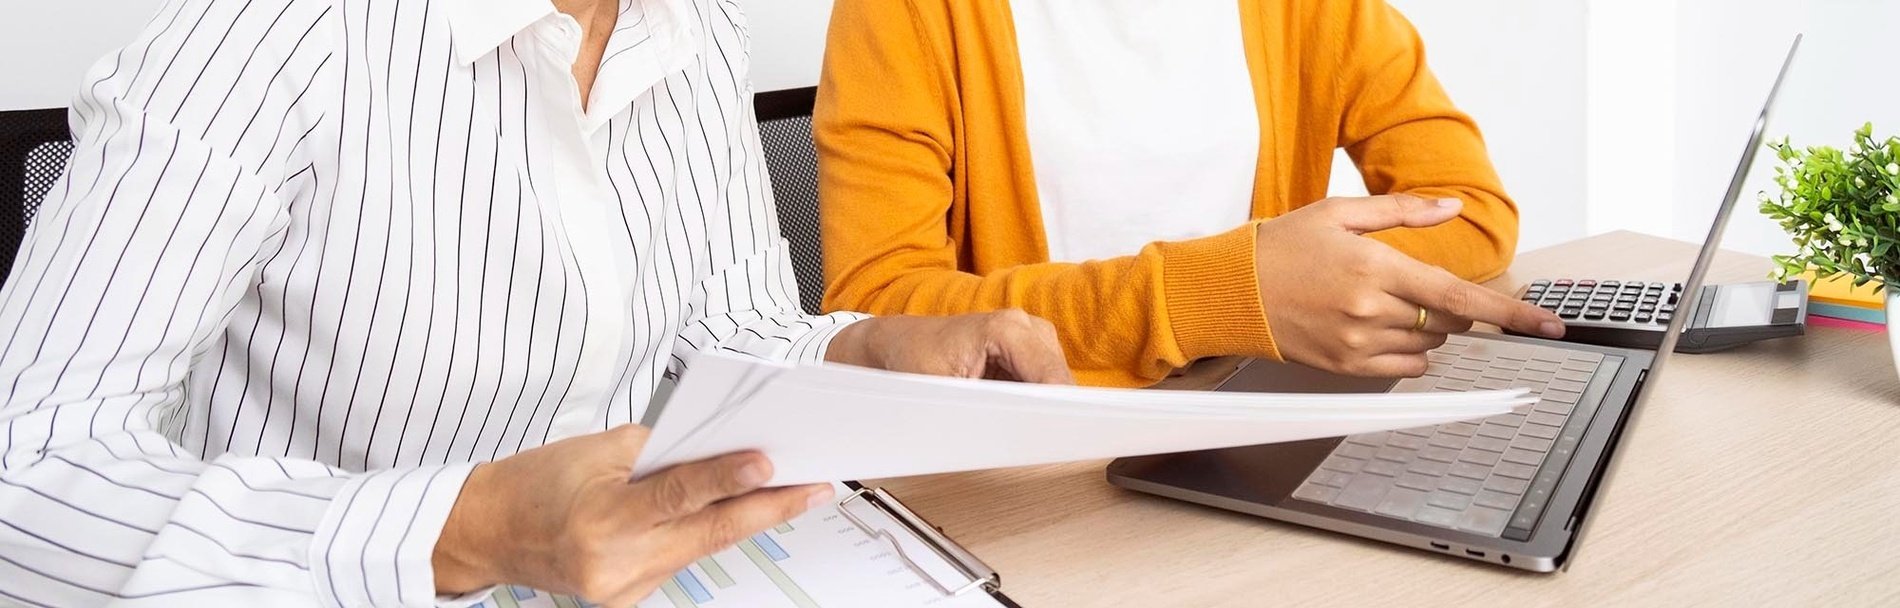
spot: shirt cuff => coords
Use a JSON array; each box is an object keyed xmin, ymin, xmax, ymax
[
  {"xmin": 311, "ymin": 463, "xmax": 478, "ymax": 608},
  {"xmin": 788, "ymin": 312, "xmax": 870, "ymax": 364}
]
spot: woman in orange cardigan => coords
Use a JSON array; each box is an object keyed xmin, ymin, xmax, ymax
[{"xmin": 815, "ymin": 0, "xmax": 1565, "ymax": 387}]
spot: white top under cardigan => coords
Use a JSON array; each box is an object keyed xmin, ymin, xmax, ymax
[{"xmin": 1011, "ymin": 0, "xmax": 1261, "ymax": 263}]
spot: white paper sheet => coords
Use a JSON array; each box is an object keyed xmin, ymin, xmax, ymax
[{"xmin": 635, "ymin": 352, "xmax": 1531, "ymax": 486}]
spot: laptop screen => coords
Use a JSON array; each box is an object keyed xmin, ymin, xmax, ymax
[{"xmin": 1648, "ymin": 36, "xmax": 1803, "ymax": 367}]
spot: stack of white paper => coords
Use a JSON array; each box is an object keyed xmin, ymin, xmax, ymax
[{"xmin": 635, "ymin": 353, "xmax": 1532, "ymax": 486}]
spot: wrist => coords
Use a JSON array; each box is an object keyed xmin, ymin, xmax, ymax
[
  {"xmin": 433, "ymin": 463, "xmax": 507, "ymax": 595},
  {"xmin": 823, "ymin": 317, "xmax": 885, "ymax": 367}
]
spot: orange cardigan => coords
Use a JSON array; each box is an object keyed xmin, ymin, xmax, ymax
[{"xmin": 815, "ymin": 0, "xmax": 1518, "ymax": 387}]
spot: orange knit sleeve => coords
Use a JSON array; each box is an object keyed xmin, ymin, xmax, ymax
[
  {"xmin": 1325, "ymin": 0, "xmax": 1520, "ymax": 281},
  {"xmin": 814, "ymin": 0, "xmax": 1275, "ymax": 387}
]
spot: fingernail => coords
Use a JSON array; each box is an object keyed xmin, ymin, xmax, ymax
[
  {"xmin": 738, "ymin": 462, "xmax": 770, "ymax": 487},
  {"xmin": 1540, "ymin": 321, "xmax": 1565, "ymax": 337},
  {"xmin": 1436, "ymin": 197, "xmax": 1461, "ymax": 208},
  {"xmin": 805, "ymin": 486, "xmax": 836, "ymax": 509}
]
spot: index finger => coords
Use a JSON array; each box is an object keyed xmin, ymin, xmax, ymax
[{"xmin": 1388, "ymin": 262, "xmax": 1566, "ymax": 339}]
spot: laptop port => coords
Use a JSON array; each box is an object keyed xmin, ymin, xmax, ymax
[
  {"xmin": 1466, "ymin": 549, "xmax": 1486, "ymax": 558},
  {"xmin": 1501, "ymin": 554, "xmax": 1512, "ymax": 565},
  {"xmin": 1430, "ymin": 542, "xmax": 1450, "ymax": 551}
]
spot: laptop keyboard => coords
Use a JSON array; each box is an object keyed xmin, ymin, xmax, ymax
[{"xmin": 1290, "ymin": 335, "xmax": 1615, "ymax": 541}]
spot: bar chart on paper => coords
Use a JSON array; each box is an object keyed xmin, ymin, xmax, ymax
[{"xmin": 474, "ymin": 484, "xmax": 1004, "ymax": 608}]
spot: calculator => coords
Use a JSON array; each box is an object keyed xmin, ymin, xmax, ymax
[{"xmin": 1510, "ymin": 279, "xmax": 1809, "ymax": 354}]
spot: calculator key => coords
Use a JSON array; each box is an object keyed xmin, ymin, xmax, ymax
[
  {"xmin": 1559, "ymin": 307, "xmax": 1583, "ymax": 318},
  {"xmin": 1577, "ymin": 280, "xmax": 1596, "ymax": 288},
  {"xmin": 1554, "ymin": 279, "xmax": 1573, "ymax": 286},
  {"xmin": 1583, "ymin": 308, "xmax": 1607, "ymax": 320},
  {"xmin": 1609, "ymin": 310, "xmax": 1632, "ymax": 322}
]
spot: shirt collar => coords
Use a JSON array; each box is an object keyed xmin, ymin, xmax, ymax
[{"xmin": 444, "ymin": 0, "xmax": 560, "ymax": 65}]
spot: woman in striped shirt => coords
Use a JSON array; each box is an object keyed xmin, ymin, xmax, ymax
[{"xmin": 0, "ymin": 0, "xmax": 1069, "ymax": 605}]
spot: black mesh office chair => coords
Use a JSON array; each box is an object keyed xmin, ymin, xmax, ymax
[
  {"xmin": 753, "ymin": 87, "xmax": 828, "ymax": 315},
  {"xmin": 0, "ymin": 108, "xmax": 75, "ymax": 288}
]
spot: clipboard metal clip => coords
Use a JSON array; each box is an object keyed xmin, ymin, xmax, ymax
[{"xmin": 838, "ymin": 487, "xmax": 1000, "ymax": 597}]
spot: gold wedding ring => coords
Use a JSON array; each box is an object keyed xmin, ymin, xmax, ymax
[{"xmin": 1412, "ymin": 306, "xmax": 1430, "ymax": 331}]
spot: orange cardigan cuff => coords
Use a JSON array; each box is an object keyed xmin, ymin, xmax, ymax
[{"xmin": 1154, "ymin": 223, "xmax": 1281, "ymax": 363}]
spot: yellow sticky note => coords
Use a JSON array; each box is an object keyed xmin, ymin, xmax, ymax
[{"xmin": 1804, "ymin": 271, "xmax": 1885, "ymax": 311}]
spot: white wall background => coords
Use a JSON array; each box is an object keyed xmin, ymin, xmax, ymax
[{"xmin": 5, "ymin": 0, "xmax": 1892, "ymax": 259}]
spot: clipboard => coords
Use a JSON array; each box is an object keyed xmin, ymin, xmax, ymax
[{"xmin": 837, "ymin": 481, "xmax": 1023, "ymax": 608}]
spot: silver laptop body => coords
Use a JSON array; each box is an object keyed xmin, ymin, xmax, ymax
[{"xmin": 1106, "ymin": 38, "xmax": 1802, "ymax": 573}]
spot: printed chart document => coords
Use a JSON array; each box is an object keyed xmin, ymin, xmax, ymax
[
  {"xmin": 478, "ymin": 484, "xmax": 1003, "ymax": 608},
  {"xmin": 637, "ymin": 352, "xmax": 1532, "ymax": 486}
]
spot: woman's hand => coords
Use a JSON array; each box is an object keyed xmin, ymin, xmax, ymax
[
  {"xmin": 1255, "ymin": 195, "xmax": 1565, "ymax": 377},
  {"xmin": 433, "ymin": 426, "xmax": 830, "ymax": 606},
  {"xmin": 824, "ymin": 310, "xmax": 1075, "ymax": 384}
]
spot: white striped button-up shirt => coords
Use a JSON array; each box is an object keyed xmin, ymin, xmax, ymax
[{"xmin": 0, "ymin": 0, "xmax": 862, "ymax": 605}]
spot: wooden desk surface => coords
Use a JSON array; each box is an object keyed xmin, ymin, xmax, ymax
[{"xmin": 871, "ymin": 232, "xmax": 1900, "ymax": 606}]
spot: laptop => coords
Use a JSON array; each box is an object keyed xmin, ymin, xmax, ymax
[{"xmin": 1106, "ymin": 37, "xmax": 1803, "ymax": 573}]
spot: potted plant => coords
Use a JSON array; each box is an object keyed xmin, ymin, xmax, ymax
[{"xmin": 1760, "ymin": 123, "xmax": 1900, "ymax": 375}]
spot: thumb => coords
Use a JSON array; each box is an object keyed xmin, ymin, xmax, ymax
[{"xmin": 1302, "ymin": 195, "xmax": 1464, "ymax": 234}]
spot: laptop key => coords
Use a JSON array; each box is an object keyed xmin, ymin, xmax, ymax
[
  {"xmin": 1510, "ymin": 435, "xmax": 1555, "ymax": 454},
  {"xmin": 1533, "ymin": 399, "xmax": 1573, "ymax": 415},
  {"xmin": 1473, "ymin": 489, "xmax": 1521, "ymax": 511},
  {"xmin": 1346, "ymin": 432, "xmax": 1387, "ymax": 447},
  {"xmin": 1364, "ymin": 459, "xmax": 1407, "ymax": 477},
  {"xmin": 1413, "ymin": 505, "xmax": 1463, "ymax": 528},
  {"xmin": 1466, "ymin": 435, "xmax": 1508, "ymax": 453},
  {"xmin": 1455, "ymin": 506, "xmax": 1512, "ymax": 537},
  {"xmin": 1502, "ymin": 448, "xmax": 1544, "ymax": 466},
  {"xmin": 1321, "ymin": 455, "xmax": 1367, "ymax": 474},
  {"xmin": 1527, "ymin": 411, "xmax": 1567, "ymax": 427},
  {"xmin": 1520, "ymin": 423, "xmax": 1561, "ymax": 440},
  {"xmin": 1337, "ymin": 442, "xmax": 1377, "ymax": 460},
  {"xmin": 1476, "ymin": 423, "xmax": 1515, "ymax": 440},
  {"xmin": 1493, "ymin": 461, "xmax": 1537, "ymax": 480},
  {"xmin": 1426, "ymin": 490, "xmax": 1473, "ymax": 511},
  {"xmin": 1437, "ymin": 475, "xmax": 1483, "ymax": 496},
  {"xmin": 1407, "ymin": 459, "xmax": 1452, "ymax": 477},
  {"xmin": 1334, "ymin": 475, "xmax": 1395, "ymax": 512},
  {"xmin": 1386, "ymin": 434, "xmax": 1427, "ymax": 450},
  {"xmin": 1293, "ymin": 483, "xmax": 1340, "ymax": 504},
  {"xmin": 1441, "ymin": 421, "xmax": 1479, "ymax": 437},
  {"xmin": 1419, "ymin": 445, "xmax": 1461, "ymax": 463},
  {"xmin": 1375, "ymin": 446, "xmax": 1413, "ymax": 463},
  {"xmin": 1308, "ymin": 469, "xmax": 1354, "ymax": 488},
  {"xmin": 1395, "ymin": 472, "xmax": 1438, "ymax": 492},
  {"xmin": 1459, "ymin": 449, "xmax": 1501, "ymax": 466},
  {"xmin": 1449, "ymin": 460, "xmax": 1492, "ymax": 480},
  {"xmin": 1484, "ymin": 475, "xmax": 1531, "ymax": 495},
  {"xmin": 1375, "ymin": 487, "xmax": 1430, "ymax": 518}
]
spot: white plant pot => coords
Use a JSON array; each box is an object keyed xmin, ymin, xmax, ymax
[{"xmin": 1890, "ymin": 290, "xmax": 1900, "ymax": 381}]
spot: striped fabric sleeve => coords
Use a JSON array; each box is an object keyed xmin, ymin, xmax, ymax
[
  {"xmin": 672, "ymin": 76, "xmax": 866, "ymax": 368},
  {"xmin": 0, "ymin": 1, "xmax": 472, "ymax": 605}
]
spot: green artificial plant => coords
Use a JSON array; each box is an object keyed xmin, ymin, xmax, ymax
[{"xmin": 1760, "ymin": 123, "xmax": 1900, "ymax": 292}]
